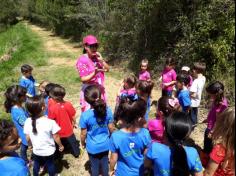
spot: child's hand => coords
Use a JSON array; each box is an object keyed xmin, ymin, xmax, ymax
[
  {"xmin": 59, "ymin": 145, "xmax": 64, "ymax": 152},
  {"xmin": 73, "ymin": 124, "xmax": 78, "ymax": 129},
  {"xmin": 208, "ymin": 131, "xmax": 213, "ymax": 138},
  {"xmin": 109, "ymin": 171, "xmax": 115, "ymax": 176}
]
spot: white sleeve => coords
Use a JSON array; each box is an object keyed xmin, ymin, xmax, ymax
[
  {"xmin": 190, "ymin": 80, "xmax": 198, "ymax": 93},
  {"xmin": 51, "ymin": 120, "xmax": 61, "ymax": 134},
  {"xmin": 23, "ymin": 119, "xmax": 30, "ymax": 135}
]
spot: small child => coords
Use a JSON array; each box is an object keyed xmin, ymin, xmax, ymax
[
  {"xmin": 176, "ymin": 73, "xmax": 191, "ymax": 113},
  {"xmin": 159, "ymin": 57, "xmax": 177, "ymax": 97},
  {"xmin": 136, "ymin": 80, "xmax": 154, "ymax": 122},
  {"xmin": 203, "ymin": 81, "xmax": 228, "ymax": 154},
  {"xmin": 148, "ymin": 96, "xmax": 179, "ymax": 143},
  {"xmin": 181, "ymin": 66, "xmax": 193, "ymax": 88},
  {"xmin": 38, "ymin": 80, "xmax": 50, "ymax": 96},
  {"xmin": 189, "ymin": 62, "xmax": 206, "ymax": 125},
  {"xmin": 19, "ymin": 64, "xmax": 38, "ymax": 97},
  {"xmin": 109, "ymin": 99, "xmax": 151, "ymax": 176},
  {"xmin": 204, "ymin": 108, "xmax": 235, "ymax": 175},
  {"xmin": 4, "ymin": 85, "xmax": 29, "ymax": 163},
  {"xmin": 24, "ymin": 96, "xmax": 64, "ymax": 176},
  {"xmin": 48, "ymin": 84, "xmax": 80, "ymax": 158},
  {"xmin": 79, "ymin": 85, "xmax": 114, "ymax": 176},
  {"xmin": 139, "ymin": 59, "xmax": 151, "ymax": 81},
  {"xmin": 0, "ymin": 119, "xmax": 29, "ymax": 175},
  {"xmin": 144, "ymin": 111, "xmax": 203, "ymax": 176}
]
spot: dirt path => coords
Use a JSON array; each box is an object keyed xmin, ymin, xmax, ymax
[{"xmin": 27, "ymin": 22, "xmax": 207, "ymax": 175}]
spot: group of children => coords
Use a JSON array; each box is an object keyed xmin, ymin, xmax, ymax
[{"xmin": 0, "ymin": 57, "xmax": 234, "ymax": 176}]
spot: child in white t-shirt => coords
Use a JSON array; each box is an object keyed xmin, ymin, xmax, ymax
[
  {"xmin": 190, "ymin": 62, "xmax": 206, "ymax": 126},
  {"xmin": 24, "ymin": 95, "xmax": 64, "ymax": 176}
]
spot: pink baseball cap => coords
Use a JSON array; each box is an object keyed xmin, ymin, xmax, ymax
[{"xmin": 83, "ymin": 35, "xmax": 98, "ymax": 45}]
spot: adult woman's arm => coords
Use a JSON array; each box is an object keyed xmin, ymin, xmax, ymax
[
  {"xmin": 80, "ymin": 71, "xmax": 96, "ymax": 83},
  {"xmin": 96, "ymin": 52, "xmax": 109, "ymax": 72}
]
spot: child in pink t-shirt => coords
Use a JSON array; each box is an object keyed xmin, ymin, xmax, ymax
[
  {"xmin": 148, "ymin": 96, "xmax": 179, "ymax": 143},
  {"xmin": 159, "ymin": 57, "xmax": 177, "ymax": 97},
  {"xmin": 203, "ymin": 81, "xmax": 228, "ymax": 154},
  {"xmin": 139, "ymin": 59, "xmax": 151, "ymax": 81}
]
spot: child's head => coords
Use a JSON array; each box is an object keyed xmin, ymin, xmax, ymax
[
  {"xmin": 212, "ymin": 108, "xmax": 235, "ymax": 166},
  {"xmin": 192, "ymin": 62, "xmax": 206, "ymax": 77},
  {"xmin": 21, "ymin": 64, "xmax": 33, "ymax": 78},
  {"xmin": 49, "ymin": 84, "xmax": 66, "ymax": 102},
  {"xmin": 157, "ymin": 96, "xmax": 177, "ymax": 118},
  {"xmin": 206, "ymin": 81, "xmax": 224, "ymax": 105},
  {"xmin": 165, "ymin": 57, "xmax": 175, "ymax": 70},
  {"xmin": 25, "ymin": 96, "xmax": 45, "ymax": 135},
  {"xmin": 140, "ymin": 59, "xmax": 149, "ymax": 71},
  {"xmin": 116, "ymin": 98, "xmax": 146, "ymax": 127},
  {"xmin": 84, "ymin": 84, "xmax": 107, "ymax": 119},
  {"xmin": 4, "ymin": 85, "xmax": 27, "ymax": 113},
  {"xmin": 123, "ymin": 74, "xmax": 137, "ymax": 89},
  {"xmin": 45, "ymin": 83, "xmax": 56, "ymax": 97},
  {"xmin": 176, "ymin": 74, "xmax": 190, "ymax": 90},
  {"xmin": 38, "ymin": 80, "xmax": 50, "ymax": 96},
  {"xmin": 136, "ymin": 80, "xmax": 154, "ymax": 97},
  {"xmin": 0, "ymin": 119, "xmax": 21, "ymax": 153},
  {"xmin": 164, "ymin": 111, "xmax": 192, "ymax": 176},
  {"xmin": 181, "ymin": 66, "xmax": 190, "ymax": 75}
]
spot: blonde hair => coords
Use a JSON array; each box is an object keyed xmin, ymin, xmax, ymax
[
  {"xmin": 39, "ymin": 80, "xmax": 50, "ymax": 92},
  {"xmin": 140, "ymin": 59, "xmax": 149, "ymax": 68},
  {"xmin": 212, "ymin": 108, "xmax": 235, "ymax": 168}
]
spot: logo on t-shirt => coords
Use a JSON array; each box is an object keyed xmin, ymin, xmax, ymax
[{"xmin": 129, "ymin": 143, "xmax": 135, "ymax": 149}]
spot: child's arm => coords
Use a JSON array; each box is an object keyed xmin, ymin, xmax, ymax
[
  {"xmin": 108, "ymin": 123, "xmax": 115, "ymax": 134},
  {"xmin": 80, "ymin": 128, "xmax": 87, "ymax": 149},
  {"xmin": 25, "ymin": 134, "xmax": 33, "ymax": 149},
  {"xmin": 53, "ymin": 133, "xmax": 64, "ymax": 152},
  {"xmin": 109, "ymin": 152, "xmax": 118, "ymax": 175},
  {"xmin": 204, "ymin": 159, "xmax": 219, "ymax": 176}
]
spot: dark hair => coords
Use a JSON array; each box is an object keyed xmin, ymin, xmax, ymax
[
  {"xmin": 25, "ymin": 95, "xmax": 45, "ymax": 135},
  {"xmin": 206, "ymin": 81, "xmax": 224, "ymax": 105},
  {"xmin": 165, "ymin": 111, "xmax": 192, "ymax": 176},
  {"xmin": 165, "ymin": 57, "xmax": 175, "ymax": 66},
  {"xmin": 136, "ymin": 80, "xmax": 154, "ymax": 96},
  {"xmin": 158, "ymin": 96, "xmax": 175, "ymax": 117},
  {"xmin": 49, "ymin": 84, "xmax": 66, "ymax": 102},
  {"xmin": 176, "ymin": 74, "xmax": 190, "ymax": 86},
  {"xmin": 21, "ymin": 64, "xmax": 33, "ymax": 73},
  {"xmin": 4, "ymin": 85, "xmax": 27, "ymax": 113},
  {"xmin": 116, "ymin": 98, "xmax": 146, "ymax": 126},
  {"xmin": 124, "ymin": 74, "xmax": 137, "ymax": 89},
  {"xmin": 0, "ymin": 119, "xmax": 15, "ymax": 148},
  {"xmin": 193, "ymin": 62, "xmax": 206, "ymax": 74},
  {"xmin": 45, "ymin": 83, "xmax": 56, "ymax": 97},
  {"xmin": 84, "ymin": 85, "xmax": 107, "ymax": 119}
]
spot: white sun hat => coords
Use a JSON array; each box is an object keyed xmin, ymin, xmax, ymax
[{"xmin": 181, "ymin": 66, "xmax": 190, "ymax": 72}]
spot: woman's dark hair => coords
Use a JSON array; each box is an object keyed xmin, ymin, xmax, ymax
[
  {"xmin": 4, "ymin": 85, "xmax": 27, "ymax": 113},
  {"xmin": 84, "ymin": 85, "xmax": 107, "ymax": 119},
  {"xmin": 45, "ymin": 83, "xmax": 56, "ymax": 97},
  {"xmin": 136, "ymin": 80, "xmax": 154, "ymax": 96},
  {"xmin": 158, "ymin": 96, "xmax": 175, "ymax": 117},
  {"xmin": 0, "ymin": 119, "xmax": 14, "ymax": 148},
  {"xmin": 165, "ymin": 111, "xmax": 192, "ymax": 176},
  {"xmin": 165, "ymin": 57, "xmax": 175, "ymax": 66},
  {"xmin": 176, "ymin": 73, "xmax": 190, "ymax": 86},
  {"xmin": 116, "ymin": 98, "xmax": 146, "ymax": 126},
  {"xmin": 49, "ymin": 84, "xmax": 66, "ymax": 102},
  {"xmin": 206, "ymin": 81, "xmax": 224, "ymax": 105},
  {"xmin": 25, "ymin": 95, "xmax": 45, "ymax": 135},
  {"xmin": 21, "ymin": 64, "xmax": 33, "ymax": 73}
]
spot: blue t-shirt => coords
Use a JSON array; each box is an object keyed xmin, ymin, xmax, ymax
[
  {"xmin": 79, "ymin": 107, "xmax": 113, "ymax": 154},
  {"xmin": 0, "ymin": 155, "xmax": 29, "ymax": 176},
  {"xmin": 109, "ymin": 128, "xmax": 151, "ymax": 176},
  {"xmin": 19, "ymin": 76, "xmax": 36, "ymax": 97},
  {"xmin": 144, "ymin": 96, "xmax": 151, "ymax": 121},
  {"xmin": 177, "ymin": 89, "xmax": 191, "ymax": 112},
  {"xmin": 146, "ymin": 142, "xmax": 203, "ymax": 176},
  {"xmin": 11, "ymin": 106, "xmax": 28, "ymax": 146},
  {"xmin": 44, "ymin": 96, "xmax": 49, "ymax": 116}
]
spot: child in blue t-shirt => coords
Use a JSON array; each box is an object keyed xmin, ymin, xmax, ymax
[
  {"xmin": 144, "ymin": 111, "xmax": 203, "ymax": 176},
  {"xmin": 109, "ymin": 98, "xmax": 151, "ymax": 176},
  {"xmin": 19, "ymin": 64, "xmax": 38, "ymax": 97},
  {"xmin": 79, "ymin": 85, "xmax": 115, "ymax": 176},
  {"xmin": 176, "ymin": 73, "xmax": 191, "ymax": 113},
  {"xmin": 4, "ymin": 85, "xmax": 29, "ymax": 164},
  {"xmin": 0, "ymin": 119, "xmax": 29, "ymax": 176}
]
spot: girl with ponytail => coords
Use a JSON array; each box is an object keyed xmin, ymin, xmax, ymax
[
  {"xmin": 24, "ymin": 95, "xmax": 64, "ymax": 176},
  {"xmin": 144, "ymin": 111, "xmax": 203, "ymax": 176},
  {"xmin": 79, "ymin": 84, "xmax": 114, "ymax": 176}
]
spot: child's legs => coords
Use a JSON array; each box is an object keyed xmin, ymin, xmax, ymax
[
  {"xmin": 190, "ymin": 107, "xmax": 198, "ymax": 125},
  {"xmin": 20, "ymin": 143, "xmax": 28, "ymax": 163},
  {"xmin": 45, "ymin": 155, "xmax": 56, "ymax": 176},
  {"xmin": 100, "ymin": 152, "xmax": 109, "ymax": 176},
  {"xmin": 88, "ymin": 153, "xmax": 100, "ymax": 176},
  {"xmin": 203, "ymin": 129, "xmax": 213, "ymax": 154},
  {"xmin": 65, "ymin": 134, "xmax": 80, "ymax": 158},
  {"xmin": 33, "ymin": 154, "xmax": 43, "ymax": 176}
]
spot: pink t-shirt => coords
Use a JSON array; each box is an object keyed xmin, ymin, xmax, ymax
[
  {"xmin": 139, "ymin": 70, "xmax": 151, "ymax": 81},
  {"xmin": 148, "ymin": 117, "xmax": 164, "ymax": 143},
  {"xmin": 161, "ymin": 68, "xmax": 177, "ymax": 91},
  {"xmin": 207, "ymin": 98, "xmax": 228, "ymax": 130}
]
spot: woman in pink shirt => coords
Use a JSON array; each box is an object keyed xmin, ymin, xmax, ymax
[
  {"xmin": 76, "ymin": 35, "xmax": 110, "ymax": 112},
  {"xmin": 139, "ymin": 59, "xmax": 151, "ymax": 81},
  {"xmin": 159, "ymin": 57, "xmax": 177, "ymax": 97}
]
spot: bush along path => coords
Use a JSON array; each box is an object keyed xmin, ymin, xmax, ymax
[{"xmin": 17, "ymin": 22, "xmax": 207, "ymax": 175}]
